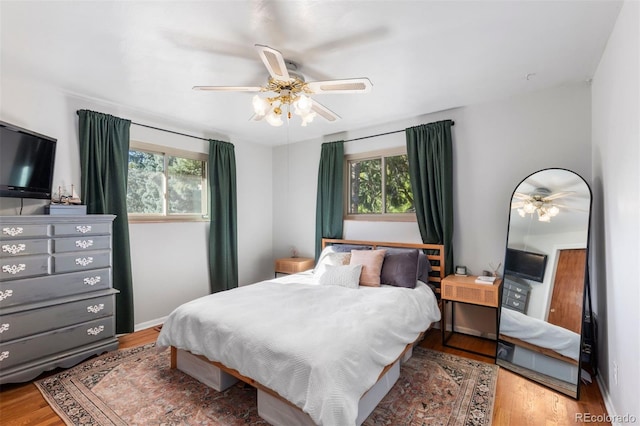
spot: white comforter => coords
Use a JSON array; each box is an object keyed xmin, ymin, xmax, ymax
[
  {"xmin": 157, "ymin": 273, "xmax": 440, "ymax": 426},
  {"xmin": 500, "ymin": 308, "xmax": 580, "ymax": 361}
]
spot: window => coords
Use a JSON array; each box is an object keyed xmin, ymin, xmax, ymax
[
  {"xmin": 127, "ymin": 141, "xmax": 208, "ymax": 222},
  {"xmin": 345, "ymin": 148, "xmax": 415, "ymax": 221}
]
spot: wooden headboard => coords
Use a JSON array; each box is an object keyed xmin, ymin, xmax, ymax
[{"xmin": 321, "ymin": 238, "xmax": 446, "ymax": 297}]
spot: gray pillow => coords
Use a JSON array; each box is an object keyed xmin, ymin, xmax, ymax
[
  {"xmin": 329, "ymin": 244, "xmax": 373, "ymax": 253},
  {"xmin": 378, "ymin": 247, "xmax": 433, "ymax": 284},
  {"xmin": 380, "ymin": 249, "xmax": 419, "ymax": 288},
  {"xmin": 417, "ymin": 252, "xmax": 433, "ymax": 283}
]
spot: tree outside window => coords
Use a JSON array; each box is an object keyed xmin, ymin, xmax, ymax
[
  {"xmin": 346, "ymin": 149, "xmax": 415, "ymax": 220},
  {"xmin": 127, "ymin": 142, "xmax": 208, "ymax": 221}
]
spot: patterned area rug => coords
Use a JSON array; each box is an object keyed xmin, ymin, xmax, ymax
[{"xmin": 35, "ymin": 344, "xmax": 497, "ymax": 425}]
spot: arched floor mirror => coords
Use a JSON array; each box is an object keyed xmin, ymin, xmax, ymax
[{"xmin": 496, "ymin": 168, "xmax": 592, "ymax": 399}]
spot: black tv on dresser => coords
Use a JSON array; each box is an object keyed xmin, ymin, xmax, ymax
[{"xmin": 0, "ymin": 121, "xmax": 56, "ymax": 199}]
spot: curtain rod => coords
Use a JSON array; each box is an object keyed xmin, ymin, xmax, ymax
[
  {"xmin": 343, "ymin": 120, "xmax": 454, "ymax": 143},
  {"xmin": 76, "ymin": 110, "xmax": 453, "ymax": 144},
  {"xmin": 76, "ymin": 110, "xmax": 210, "ymax": 142}
]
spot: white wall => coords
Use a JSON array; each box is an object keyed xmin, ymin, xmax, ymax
[
  {"xmin": 591, "ymin": 0, "xmax": 639, "ymax": 421},
  {"xmin": 0, "ymin": 74, "xmax": 274, "ymax": 330},
  {"xmin": 273, "ymin": 83, "xmax": 592, "ymax": 335}
]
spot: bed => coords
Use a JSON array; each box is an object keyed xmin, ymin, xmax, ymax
[
  {"xmin": 156, "ymin": 238, "xmax": 445, "ymax": 426},
  {"xmin": 499, "ymin": 308, "xmax": 580, "ymax": 364}
]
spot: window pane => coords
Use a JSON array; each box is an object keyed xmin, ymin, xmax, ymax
[
  {"xmin": 385, "ymin": 154, "xmax": 415, "ymax": 213},
  {"xmin": 127, "ymin": 150, "xmax": 164, "ymax": 214},
  {"xmin": 167, "ymin": 156, "xmax": 204, "ymax": 214},
  {"xmin": 349, "ymin": 158, "xmax": 382, "ymax": 214}
]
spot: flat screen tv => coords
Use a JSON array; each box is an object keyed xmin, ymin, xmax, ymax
[
  {"xmin": 0, "ymin": 121, "xmax": 57, "ymax": 199},
  {"xmin": 504, "ymin": 248, "xmax": 547, "ymax": 283}
]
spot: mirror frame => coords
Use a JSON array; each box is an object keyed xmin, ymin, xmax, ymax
[{"xmin": 496, "ymin": 168, "xmax": 593, "ymax": 399}]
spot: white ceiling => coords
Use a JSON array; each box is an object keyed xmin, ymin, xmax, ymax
[{"xmin": 0, "ymin": 1, "xmax": 622, "ymax": 146}]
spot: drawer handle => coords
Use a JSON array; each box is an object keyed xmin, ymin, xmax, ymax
[
  {"xmin": 2, "ymin": 244, "xmax": 26, "ymax": 255},
  {"xmin": 76, "ymin": 225, "xmax": 92, "ymax": 234},
  {"xmin": 87, "ymin": 304, "xmax": 105, "ymax": 314},
  {"xmin": 75, "ymin": 257, "xmax": 94, "ymax": 267},
  {"xmin": 515, "ymin": 287, "xmax": 523, "ymax": 293},
  {"xmin": 512, "ymin": 301, "xmax": 521, "ymax": 307},
  {"xmin": 87, "ymin": 325, "xmax": 104, "ymax": 336},
  {"xmin": 2, "ymin": 264, "xmax": 26, "ymax": 275},
  {"xmin": 83, "ymin": 276, "xmax": 101, "ymax": 286},
  {"xmin": 75, "ymin": 239, "xmax": 94, "ymax": 249},
  {"xmin": 0, "ymin": 323, "xmax": 9, "ymax": 333},
  {"xmin": 2, "ymin": 227, "xmax": 23, "ymax": 237},
  {"xmin": 514, "ymin": 294, "xmax": 522, "ymax": 299},
  {"xmin": 0, "ymin": 290, "xmax": 13, "ymax": 301},
  {"xmin": 0, "ymin": 351, "xmax": 9, "ymax": 362}
]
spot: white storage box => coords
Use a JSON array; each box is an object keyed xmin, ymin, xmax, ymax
[{"xmin": 176, "ymin": 349, "xmax": 238, "ymax": 391}]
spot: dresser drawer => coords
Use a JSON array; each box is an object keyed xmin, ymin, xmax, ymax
[
  {"xmin": 0, "ymin": 268, "xmax": 112, "ymax": 308},
  {"xmin": 503, "ymin": 289, "xmax": 528, "ymax": 302},
  {"xmin": 52, "ymin": 251, "xmax": 111, "ymax": 273},
  {"xmin": 1, "ymin": 224, "xmax": 49, "ymax": 239},
  {"xmin": 53, "ymin": 235, "xmax": 111, "ymax": 253},
  {"xmin": 503, "ymin": 297, "xmax": 527, "ymax": 313},
  {"xmin": 0, "ymin": 239, "xmax": 50, "ymax": 258},
  {"xmin": 52, "ymin": 222, "xmax": 111, "ymax": 237},
  {"xmin": 0, "ymin": 255, "xmax": 49, "ymax": 281},
  {"xmin": 503, "ymin": 280, "xmax": 530, "ymax": 294},
  {"xmin": 0, "ymin": 293, "xmax": 115, "ymax": 342},
  {"xmin": 0, "ymin": 317, "xmax": 115, "ymax": 370}
]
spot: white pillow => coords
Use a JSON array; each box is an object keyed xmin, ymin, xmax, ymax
[
  {"xmin": 314, "ymin": 247, "xmax": 352, "ymax": 277},
  {"xmin": 317, "ymin": 264, "xmax": 362, "ymax": 289}
]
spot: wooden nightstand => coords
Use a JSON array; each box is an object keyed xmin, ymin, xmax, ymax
[
  {"xmin": 441, "ymin": 274, "xmax": 502, "ymax": 358},
  {"xmin": 274, "ymin": 257, "xmax": 314, "ymax": 277}
]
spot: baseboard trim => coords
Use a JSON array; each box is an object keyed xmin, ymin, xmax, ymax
[
  {"xmin": 596, "ymin": 374, "xmax": 622, "ymax": 425},
  {"xmin": 453, "ymin": 325, "xmax": 497, "ymax": 340},
  {"xmin": 135, "ymin": 316, "xmax": 167, "ymax": 332}
]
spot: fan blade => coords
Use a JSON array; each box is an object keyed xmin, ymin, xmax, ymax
[
  {"xmin": 512, "ymin": 192, "xmax": 531, "ymax": 200},
  {"xmin": 511, "ymin": 201, "xmax": 525, "ymax": 209},
  {"xmin": 311, "ymin": 100, "xmax": 340, "ymax": 122},
  {"xmin": 306, "ymin": 78, "xmax": 372, "ymax": 94},
  {"xmin": 255, "ymin": 44, "xmax": 290, "ymax": 81},
  {"xmin": 193, "ymin": 86, "xmax": 263, "ymax": 92},
  {"xmin": 543, "ymin": 191, "xmax": 575, "ymax": 201}
]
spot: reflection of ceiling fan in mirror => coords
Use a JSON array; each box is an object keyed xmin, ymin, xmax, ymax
[
  {"xmin": 511, "ymin": 188, "xmax": 575, "ymax": 222},
  {"xmin": 193, "ymin": 44, "xmax": 372, "ymax": 127}
]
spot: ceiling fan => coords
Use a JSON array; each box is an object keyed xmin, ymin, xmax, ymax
[
  {"xmin": 511, "ymin": 188, "xmax": 575, "ymax": 222},
  {"xmin": 193, "ymin": 44, "xmax": 373, "ymax": 127}
]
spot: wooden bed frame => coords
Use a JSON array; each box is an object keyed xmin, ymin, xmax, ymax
[
  {"xmin": 499, "ymin": 333, "xmax": 579, "ymax": 366},
  {"xmin": 169, "ymin": 238, "xmax": 446, "ymax": 425}
]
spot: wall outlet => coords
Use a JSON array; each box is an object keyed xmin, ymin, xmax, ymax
[{"xmin": 613, "ymin": 361, "xmax": 618, "ymax": 385}]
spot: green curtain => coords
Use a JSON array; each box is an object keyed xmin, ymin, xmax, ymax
[
  {"xmin": 208, "ymin": 140, "xmax": 238, "ymax": 293},
  {"xmin": 77, "ymin": 109, "xmax": 134, "ymax": 334},
  {"xmin": 315, "ymin": 141, "xmax": 344, "ymax": 260},
  {"xmin": 405, "ymin": 120, "xmax": 454, "ymax": 275}
]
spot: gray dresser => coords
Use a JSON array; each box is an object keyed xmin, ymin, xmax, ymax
[
  {"xmin": 0, "ymin": 215, "xmax": 119, "ymax": 384},
  {"xmin": 501, "ymin": 278, "xmax": 531, "ymax": 314}
]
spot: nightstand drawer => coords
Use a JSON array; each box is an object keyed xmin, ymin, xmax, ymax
[
  {"xmin": 442, "ymin": 275, "xmax": 502, "ymax": 307},
  {"xmin": 275, "ymin": 258, "xmax": 314, "ymax": 275}
]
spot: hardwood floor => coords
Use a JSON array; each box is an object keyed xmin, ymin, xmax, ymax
[{"xmin": 0, "ymin": 327, "xmax": 609, "ymax": 425}]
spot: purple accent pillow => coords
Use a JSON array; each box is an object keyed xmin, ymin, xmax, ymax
[{"xmin": 380, "ymin": 249, "xmax": 419, "ymax": 288}]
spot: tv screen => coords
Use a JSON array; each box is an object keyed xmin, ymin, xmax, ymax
[
  {"xmin": 0, "ymin": 121, "xmax": 57, "ymax": 199},
  {"xmin": 504, "ymin": 248, "xmax": 547, "ymax": 282}
]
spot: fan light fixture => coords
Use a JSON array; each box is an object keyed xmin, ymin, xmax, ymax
[
  {"xmin": 517, "ymin": 195, "xmax": 561, "ymax": 222},
  {"xmin": 251, "ymin": 76, "xmax": 317, "ymax": 127}
]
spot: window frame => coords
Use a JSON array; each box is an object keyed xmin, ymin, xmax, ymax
[
  {"xmin": 127, "ymin": 140, "xmax": 209, "ymax": 223},
  {"xmin": 344, "ymin": 147, "xmax": 416, "ymax": 222}
]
